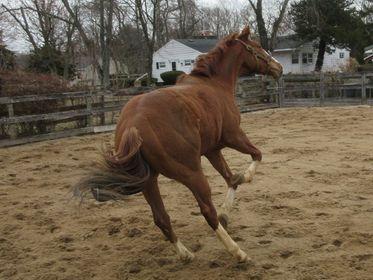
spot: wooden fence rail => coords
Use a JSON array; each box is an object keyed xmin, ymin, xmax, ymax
[{"xmin": 1, "ymin": 72, "xmax": 372, "ymax": 148}]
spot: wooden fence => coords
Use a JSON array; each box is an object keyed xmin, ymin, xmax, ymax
[
  {"xmin": 1, "ymin": 72, "xmax": 372, "ymax": 148},
  {"xmin": 236, "ymin": 72, "xmax": 373, "ymax": 109}
]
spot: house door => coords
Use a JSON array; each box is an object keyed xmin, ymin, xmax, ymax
[{"xmin": 172, "ymin": 62, "xmax": 177, "ymax": 71}]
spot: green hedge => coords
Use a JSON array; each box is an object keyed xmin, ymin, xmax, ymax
[{"xmin": 160, "ymin": 71, "xmax": 185, "ymax": 85}]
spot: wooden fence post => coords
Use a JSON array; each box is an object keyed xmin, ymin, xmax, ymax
[
  {"xmin": 278, "ymin": 77, "xmax": 284, "ymax": 108},
  {"xmin": 261, "ymin": 75, "xmax": 268, "ymax": 102},
  {"xmin": 319, "ymin": 72, "xmax": 325, "ymax": 106},
  {"xmin": 7, "ymin": 103, "xmax": 18, "ymax": 139},
  {"xmin": 361, "ymin": 73, "xmax": 367, "ymax": 105},
  {"xmin": 100, "ymin": 94, "xmax": 105, "ymax": 125},
  {"xmin": 86, "ymin": 92, "xmax": 93, "ymax": 127}
]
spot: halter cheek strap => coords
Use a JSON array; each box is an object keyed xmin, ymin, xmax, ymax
[{"xmin": 235, "ymin": 39, "xmax": 272, "ymax": 73}]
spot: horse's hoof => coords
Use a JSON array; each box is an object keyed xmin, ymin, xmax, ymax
[
  {"xmin": 179, "ymin": 251, "xmax": 195, "ymax": 263},
  {"xmin": 218, "ymin": 213, "xmax": 229, "ymax": 229},
  {"xmin": 231, "ymin": 173, "xmax": 245, "ymax": 186},
  {"xmin": 237, "ymin": 250, "xmax": 253, "ymax": 264}
]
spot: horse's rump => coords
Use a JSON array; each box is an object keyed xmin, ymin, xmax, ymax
[{"xmin": 73, "ymin": 127, "xmax": 150, "ymax": 202}]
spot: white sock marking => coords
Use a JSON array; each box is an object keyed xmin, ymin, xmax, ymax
[
  {"xmin": 222, "ymin": 187, "xmax": 235, "ymax": 213},
  {"xmin": 215, "ymin": 223, "xmax": 249, "ymax": 262},
  {"xmin": 244, "ymin": 161, "xmax": 259, "ymax": 182},
  {"xmin": 174, "ymin": 239, "xmax": 194, "ymax": 261}
]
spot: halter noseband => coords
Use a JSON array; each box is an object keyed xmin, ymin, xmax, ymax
[{"xmin": 235, "ymin": 39, "xmax": 272, "ymax": 73}]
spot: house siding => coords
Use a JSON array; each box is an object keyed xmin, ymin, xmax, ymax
[
  {"xmin": 273, "ymin": 42, "xmax": 350, "ymax": 74},
  {"xmin": 152, "ymin": 40, "xmax": 202, "ymax": 82},
  {"xmin": 153, "ymin": 38, "xmax": 351, "ymax": 80}
]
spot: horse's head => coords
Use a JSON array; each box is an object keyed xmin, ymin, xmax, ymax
[{"xmin": 236, "ymin": 27, "xmax": 283, "ymax": 80}]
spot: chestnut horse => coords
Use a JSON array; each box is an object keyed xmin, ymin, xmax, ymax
[{"xmin": 76, "ymin": 26, "xmax": 282, "ymax": 263}]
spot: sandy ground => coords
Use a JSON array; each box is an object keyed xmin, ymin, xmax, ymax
[{"xmin": 1, "ymin": 106, "xmax": 372, "ymax": 280}]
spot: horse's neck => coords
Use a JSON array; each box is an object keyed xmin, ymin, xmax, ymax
[{"xmin": 212, "ymin": 51, "xmax": 243, "ymax": 93}]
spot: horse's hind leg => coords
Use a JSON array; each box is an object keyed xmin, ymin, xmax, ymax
[
  {"xmin": 142, "ymin": 174, "xmax": 194, "ymax": 261},
  {"xmin": 183, "ymin": 171, "xmax": 250, "ymax": 262}
]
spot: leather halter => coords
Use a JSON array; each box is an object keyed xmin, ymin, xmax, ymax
[{"xmin": 235, "ymin": 39, "xmax": 272, "ymax": 73}]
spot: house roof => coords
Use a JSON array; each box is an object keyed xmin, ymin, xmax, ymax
[
  {"xmin": 175, "ymin": 35, "xmax": 306, "ymax": 53},
  {"xmin": 176, "ymin": 35, "xmax": 352, "ymax": 55},
  {"xmin": 273, "ymin": 35, "xmax": 305, "ymax": 51},
  {"xmin": 175, "ymin": 39, "xmax": 219, "ymax": 53},
  {"xmin": 365, "ymin": 45, "xmax": 373, "ymax": 52},
  {"xmin": 364, "ymin": 53, "xmax": 373, "ymax": 62}
]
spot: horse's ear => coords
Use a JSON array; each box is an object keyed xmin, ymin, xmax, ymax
[{"xmin": 238, "ymin": 26, "xmax": 251, "ymax": 41}]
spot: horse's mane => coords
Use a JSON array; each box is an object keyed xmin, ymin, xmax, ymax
[{"xmin": 190, "ymin": 33, "xmax": 239, "ymax": 78}]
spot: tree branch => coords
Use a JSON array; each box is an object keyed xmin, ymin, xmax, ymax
[
  {"xmin": 1, "ymin": 4, "xmax": 39, "ymax": 50},
  {"xmin": 269, "ymin": 0, "xmax": 290, "ymax": 50}
]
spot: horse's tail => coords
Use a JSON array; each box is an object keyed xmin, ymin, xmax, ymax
[{"xmin": 74, "ymin": 127, "xmax": 150, "ymax": 202}]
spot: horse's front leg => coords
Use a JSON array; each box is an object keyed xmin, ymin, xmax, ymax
[
  {"xmin": 205, "ymin": 150, "xmax": 243, "ymax": 228},
  {"xmin": 224, "ymin": 128, "xmax": 262, "ymax": 186}
]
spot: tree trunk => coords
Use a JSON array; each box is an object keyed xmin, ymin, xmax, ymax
[
  {"xmin": 99, "ymin": 0, "xmax": 114, "ymax": 89},
  {"xmin": 315, "ymin": 38, "xmax": 326, "ymax": 72},
  {"xmin": 61, "ymin": 0, "xmax": 103, "ymax": 84},
  {"xmin": 269, "ymin": 0, "xmax": 290, "ymax": 51},
  {"xmin": 249, "ymin": 0, "xmax": 290, "ymax": 51},
  {"xmin": 249, "ymin": 0, "xmax": 269, "ymax": 50},
  {"xmin": 257, "ymin": 16, "xmax": 269, "ymax": 50},
  {"xmin": 135, "ymin": 0, "xmax": 159, "ymax": 84},
  {"xmin": 147, "ymin": 50, "xmax": 153, "ymax": 83},
  {"xmin": 100, "ymin": 0, "xmax": 106, "ymax": 87}
]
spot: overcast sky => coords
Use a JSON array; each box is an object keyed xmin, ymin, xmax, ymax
[
  {"xmin": 2, "ymin": 0, "xmax": 248, "ymax": 52},
  {"xmin": 198, "ymin": 0, "xmax": 247, "ymax": 6}
]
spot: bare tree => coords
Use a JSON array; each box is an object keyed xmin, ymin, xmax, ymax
[
  {"xmin": 134, "ymin": 0, "xmax": 161, "ymax": 79},
  {"xmin": 61, "ymin": 0, "xmax": 105, "ymax": 84},
  {"xmin": 2, "ymin": 0, "xmax": 75, "ymax": 75},
  {"xmin": 199, "ymin": 5, "xmax": 244, "ymax": 38},
  {"xmin": 248, "ymin": 0, "xmax": 290, "ymax": 51},
  {"xmin": 175, "ymin": 0, "xmax": 200, "ymax": 38},
  {"xmin": 1, "ymin": 4, "xmax": 39, "ymax": 50},
  {"xmin": 99, "ymin": 0, "xmax": 114, "ymax": 88}
]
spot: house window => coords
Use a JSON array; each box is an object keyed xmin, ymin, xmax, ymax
[
  {"xmin": 308, "ymin": 53, "xmax": 313, "ymax": 63},
  {"xmin": 339, "ymin": 52, "xmax": 344, "ymax": 59},
  {"xmin": 292, "ymin": 52, "xmax": 299, "ymax": 64},
  {"xmin": 184, "ymin": 59, "xmax": 192, "ymax": 66},
  {"xmin": 158, "ymin": 62, "xmax": 166, "ymax": 68},
  {"xmin": 302, "ymin": 53, "xmax": 313, "ymax": 64}
]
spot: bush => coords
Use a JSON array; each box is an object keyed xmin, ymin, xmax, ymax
[
  {"xmin": 0, "ymin": 45, "xmax": 15, "ymax": 71},
  {"xmin": 160, "ymin": 71, "xmax": 185, "ymax": 85},
  {"xmin": 339, "ymin": 57, "xmax": 359, "ymax": 73},
  {"xmin": 28, "ymin": 46, "xmax": 76, "ymax": 78},
  {"xmin": 358, "ymin": 64, "xmax": 373, "ymax": 72}
]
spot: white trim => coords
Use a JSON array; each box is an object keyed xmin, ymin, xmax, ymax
[
  {"xmin": 273, "ymin": 48, "xmax": 296, "ymax": 52},
  {"xmin": 364, "ymin": 54, "xmax": 373, "ymax": 62}
]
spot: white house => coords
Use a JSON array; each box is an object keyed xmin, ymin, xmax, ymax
[
  {"xmin": 72, "ymin": 56, "xmax": 128, "ymax": 86},
  {"xmin": 272, "ymin": 35, "xmax": 350, "ymax": 74},
  {"xmin": 152, "ymin": 38, "xmax": 217, "ymax": 82},
  {"xmin": 364, "ymin": 45, "xmax": 373, "ymax": 63},
  {"xmin": 153, "ymin": 35, "xmax": 351, "ymax": 81}
]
